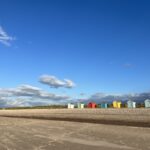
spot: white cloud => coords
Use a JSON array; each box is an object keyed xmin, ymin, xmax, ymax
[
  {"xmin": 0, "ymin": 26, "xmax": 14, "ymax": 46},
  {"xmin": 64, "ymin": 79, "xmax": 75, "ymax": 88},
  {"xmin": 87, "ymin": 92, "xmax": 150, "ymax": 103},
  {"xmin": 39, "ymin": 75, "xmax": 75, "ymax": 88},
  {"xmin": 0, "ymin": 84, "xmax": 70, "ymax": 107}
]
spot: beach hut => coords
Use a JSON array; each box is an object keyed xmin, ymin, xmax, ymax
[
  {"xmin": 113, "ymin": 101, "xmax": 122, "ymax": 108},
  {"xmin": 100, "ymin": 103, "xmax": 108, "ymax": 108},
  {"xmin": 68, "ymin": 103, "xmax": 75, "ymax": 109},
  {"xmin": 144, "ymin": 99, "xmax": 150, "ymax": 108},
  {"xmin": 127, "ymin": 100, "xmax": 136, "ymax": 108},
  {"xmin": 113, "ymin": 101, "xmax": 117, "ymax": 108},
  {"xmin": 87, "ymin": 102, "xmax": 97, "ymax": 108},
  {"xmin": 77, "ymin": 103, "xmax": 85, "ymax": 109}
]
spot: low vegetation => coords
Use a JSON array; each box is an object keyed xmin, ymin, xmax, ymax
[
  {"xmin": 0, "ymin": 105, "xmax": 67, "ymax": 110},
  {"xmin": 0, "ymin": 102, "xmax": 147, "ymax": 110}
]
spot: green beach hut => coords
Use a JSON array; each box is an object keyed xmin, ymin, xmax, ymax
[{"xmin": 77, "ymin": 103, "xmax": 85, "ymax": 109}]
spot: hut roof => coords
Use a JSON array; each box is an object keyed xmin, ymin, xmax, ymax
[{"xmin": 145, "ymin": 99, "xmax": 150, "ymax": 102}]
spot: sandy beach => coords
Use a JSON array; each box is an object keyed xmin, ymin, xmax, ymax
[{"xmin": 0, "ymin": 109, "xmax": 149, "ymax": 150}]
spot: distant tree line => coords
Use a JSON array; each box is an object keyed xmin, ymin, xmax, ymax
[
  {"xmin": 0, "ymin": 102, "xmax": 146, "ymax": 110},
  {"xmin": 0, "ymin": 105, "xmax": 67, "ymax": 110}
]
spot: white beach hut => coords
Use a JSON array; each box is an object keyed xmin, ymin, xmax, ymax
[
  {"xmin": 127, "ymin": 100, "xmax": 136, "ymax": 108},
  {"xmin": 144, "ymin": 99, "xmax": 150, "ymax": 108},
  {"xmin": 68, "ymin": 103, "xmax": 75, "ymax": 109}
]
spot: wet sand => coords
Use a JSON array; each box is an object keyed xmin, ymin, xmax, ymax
[
  {"xmin": 0, "ymin": 109, "xmax": 149, "ymax": 150},
  {"xmin": 0, "ymin": 108, "xmax": 150, "ymax": 127}
]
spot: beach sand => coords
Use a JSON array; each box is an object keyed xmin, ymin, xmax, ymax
[{"xmin": 0, "ymin": 109, "xmax": 149, "ymax": 150}]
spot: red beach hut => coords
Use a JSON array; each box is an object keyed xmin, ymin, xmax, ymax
[{"xmin": 87, "ymin": 102, "xmax": 97, "ymax": 108}]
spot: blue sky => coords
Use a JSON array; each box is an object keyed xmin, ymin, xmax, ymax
[{"xmin": 0, "ymin": 0, "xmax": 150, "ymax": 106}]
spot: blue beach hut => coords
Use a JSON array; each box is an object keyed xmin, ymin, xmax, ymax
[{"xmin": 100, "ymin": 103, "xmax": 108, "ymax": 108}]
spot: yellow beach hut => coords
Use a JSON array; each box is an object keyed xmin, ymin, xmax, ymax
[{"xmin": 113, "ymin": 101, "xmax": 122, "ymax": 108}]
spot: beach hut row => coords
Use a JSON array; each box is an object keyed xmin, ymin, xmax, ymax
[{"xmin": 68, "ymin": 99, "xmax": 150, "ymax": 109}]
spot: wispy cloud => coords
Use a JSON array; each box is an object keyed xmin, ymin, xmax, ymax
[
  {"xmin": 123, "ymin": 63, "xmax": 133, "ymax": 68},
  {"xmin": 0, "ymin": 26, "xmax": 14, "ymax": 46},
  {"xmin": 80, "ymin": 93, "xmax": 86, "ymax": 96},
  {"xmin": 39, "ymin": 75, "xmax": 75, "ymax": 88},
  {"xmin": 0, "ymin": 84, "xmax": 70, "ymax": 107}
]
